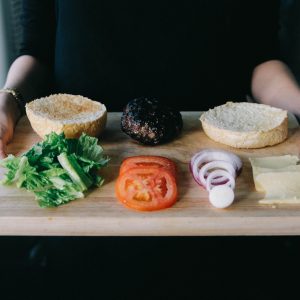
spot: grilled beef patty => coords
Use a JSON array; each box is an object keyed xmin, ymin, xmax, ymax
[{"xmin": 121, "ymin": 97, "xmax": 183, "ymax": 145}]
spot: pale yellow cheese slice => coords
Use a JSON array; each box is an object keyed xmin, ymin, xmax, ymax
[
  {"xmin": 253, "ymin": 165, "xmax": 300, "ymax": 192},
  {"xmin": 256, "ymin": 172, "xmax": 300, "ymax": 204},
  {"xmin": 249, "ymin": 155, "xmax": 300, "ymax": 192},
  {"xmin": 249, "ymin": 155, "xmax": 299, "ymax": 169}
]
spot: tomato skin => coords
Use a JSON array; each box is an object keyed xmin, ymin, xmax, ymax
[
  {"xmin": 119, "ymin": 156, "xmax": 177, "ymax": 176},
  {"xmin": 115, "ymin": 167, "xmax": 178, "ymax": 211}
]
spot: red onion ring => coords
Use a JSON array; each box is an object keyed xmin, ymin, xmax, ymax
[
  {"xmin": 189, "ymin": 161, "xmax": 203, "ymax": 186},
  {"xmin": 190, "ymin": 149, "xmax": 242, "ymax": 189},
  {"xmin": 206, "ymin": 170, "xmax": 236, "ymax": 191},
  {"xmin": 198, "ymin": 160, "xmax": 236, "ymax": 187},
  {"xmin": 190, "ymin": 149, "xmax": 242, "ymax": 208},
  {"xmin": 191, "ymin": 149, "xmax": 242, "ymax": 172}
]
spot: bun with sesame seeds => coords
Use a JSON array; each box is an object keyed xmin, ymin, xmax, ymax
[
  {"xmin": 200, "ymin": 102, "xmax": 288, "ymax": 148},
  {"xmin": 26, "ymin": 93, "xmax": 107, "ymax": 138}
]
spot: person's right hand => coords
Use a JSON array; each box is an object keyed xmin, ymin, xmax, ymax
[{"xmin": 0, "ymin": 93, "xmax": 21, "ymax": 159}]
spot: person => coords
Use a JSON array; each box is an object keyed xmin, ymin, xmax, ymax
[
  {"xmin": 2, "ymin": 3, "xmax": 300, "ymax": 298},
  {"xmin": 252, "ymin": 0, "xmax": 300, "ymax": 116},
  {"xmin": 0, "ymin": 0, "xmax": 300, "ymax": 159}
]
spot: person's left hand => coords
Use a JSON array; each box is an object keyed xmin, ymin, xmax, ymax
[{"xmin": 0, "ymin": 93, "xmax": 21, "ymax": 159}]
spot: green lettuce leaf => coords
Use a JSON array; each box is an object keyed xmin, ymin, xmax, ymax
[
  {"xmin": 0, "ymin": 155, "xmax": 50, "ymax": 190},
  {"xmin": 35, "ymin": 186, "xmax": 84, "ymax": 208},
  {"xmin": 72, "ymin": 133, "xmax": 110, "ymax": 173},
  {"xmin": 0, "ymin": 132, "xmax": 109, "ymax": 208}
]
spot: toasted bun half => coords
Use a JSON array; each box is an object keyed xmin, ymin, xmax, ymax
[
  {"xmin": 26, "ymin": 94, "xmax": 107, "ymax": 138},
  {"xmin": 200, "ymin": 102, "xmax": 288, "ymax": 148}
]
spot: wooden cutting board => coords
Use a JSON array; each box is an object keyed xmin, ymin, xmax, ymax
[{"xmin": 0, "ymin": 112, "xmax": 300, "ymax": 236}]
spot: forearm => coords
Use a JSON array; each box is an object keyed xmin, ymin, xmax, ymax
[
  {"xmin": 251, "ymin": 60, "xmax": 300, "ymax": 116},
  {"xmin": 1, "ymin": 55, "xmax": 51, "ymax": 125},
  {"xmin": 3, "ymin": 55, "xmax": 51, "ymax": 101}
]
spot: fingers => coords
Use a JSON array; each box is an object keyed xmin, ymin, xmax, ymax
[{"xmin": 0, "ymin": 140, "xmax": 7, "ymax": 159}]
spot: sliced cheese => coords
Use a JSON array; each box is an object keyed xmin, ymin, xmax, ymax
[
  {"xmin": 260, "ymin": 199, "xmax": 300, "ymax": 204},
  {"xmin": 249, "ymin": 155, "xmax": 300, "ymax": 192},
  {"xmin": 256, "ymin": 171, "xmax": 300, "ymax": 198},
  {"xmin": 249, "ymin": 155, "xmax": 300, "ymax": 204},
  {"xmin": 254, "ymin": 165, "xmax": 300, "ymax": 192},
  {"xmin": 249, "ymin": 155, "xmax": 299, "ymax": 169}
]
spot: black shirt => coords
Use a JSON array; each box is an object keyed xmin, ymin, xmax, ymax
[{"xmin": 18, "ymin": 0, "xmax": 280, "ymax": 111}]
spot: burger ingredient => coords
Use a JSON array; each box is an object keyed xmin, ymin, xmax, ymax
[
  {"xmin": 198, "ymin": 161, "xmax": 236, "ymax": 188},
  {"xmin": 121, "ymin": 97, "xmax": 183, "ymax": 145},
  {"xmin": 249, "ymin": 155, "xmax": 300, "ymax": 204},
  {"xmin": 209, "ymin": 185, "xmax": 235, "ymax": 208},
  {"xmin": 119, "ymin": 155, "xmax": 176, "ymax": 176},
  {"xmin": 26, "ymin": 93, "xmax": 107, "ymax": 138},
  {"xmin": 249, "ymin": 155, "xmax": 300, "ymax": 191},
  {"xmin": 190, "ymin": 149, "xmax": 242, "ymax": 208},
  {"xmin": 191, "ymin": 149, "xmax": 242, "ymax": 175},
  {"xmin": 0, "ymin": 132, "xmax": 109, "ymax": 207},
  {"xmin": 190, "ymin": 149, "xmax": 242, "ymax": 186},
  {"xmin": 115, "ymin": 167, "xmax": 177, "ymax": 211},
  {"xmin": 256, "ymin": 171, "xmax": 300, "ymax": 204},
  {"xmin": 206, "ymin": 169, "xmax": 236, "ymax": 191},
  {"xmin": 57, "ymin": 153, "xmax": 93, "ymax": 191},
  {"xmin": 200, "ymin": 102, "xmax": 288, "ymax": 148}
]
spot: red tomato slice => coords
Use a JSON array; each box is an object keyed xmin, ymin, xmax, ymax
[
  {"xmin": 119, "ymin": 156, "xmax": 177, "ymax": 176},
  {"xmin": 115, "ymin": 167, "xmax": 178, "ymax": 211}
]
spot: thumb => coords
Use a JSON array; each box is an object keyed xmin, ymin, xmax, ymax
[{"xmin": 0, "ymin": 140, "xmax": 7, "ymax": 159}]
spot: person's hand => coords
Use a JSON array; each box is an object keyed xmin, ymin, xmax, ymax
[{"xmin": 0, "ymin": 93, "xmax": 21, "ymax": 159}]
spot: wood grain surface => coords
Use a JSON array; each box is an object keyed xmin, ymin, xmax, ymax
[{"xmin": 0, "ymin": 112, "xmax": 300, "ymax": 236}]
